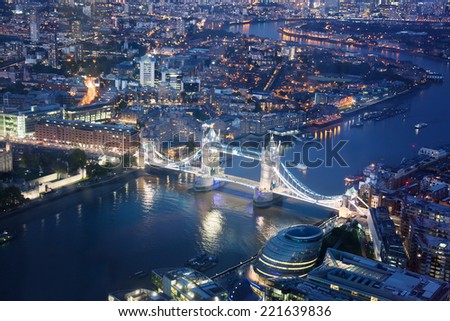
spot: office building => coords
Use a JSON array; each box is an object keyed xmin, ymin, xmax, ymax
[
  {"xmin": 62, "ymin": 103, "xmax": 113, "ymax": 123},
  {"xmin": 161, "ymin": 69, "xmax": 183, "ymax": 91},
  {"xmin": 369, "ymin": 206, "xmax": 407, "ymax": 268},
  {"xmin": 140, "ymin": 54, "xmax": 156, "ymax": 87},
  {"xmin": 0, "ymin": 113, "xmax": 28, "ymax": 138},
  {"xmin": 253, "ymin": 225, "xmax": 324, "ymax": 281},
  {"xmin": 265, "ymin": 277, "xmax": 356, "ymax": 301},
  {"xmin": 30, "ymin": 13, "xmax": 39, "ymax": 43},
  {"xmin": 401, "ymin": 199, "xmax": 450, "ymax": 282},
  {"xmin": 307, "ymin": 248, "xmax": 450, "ymax": 301}
]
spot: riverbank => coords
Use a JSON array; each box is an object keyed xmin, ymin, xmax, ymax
[
  {"xmin": 0, "ymin": 169, "xmax": 148, "ymax": 222},
  {"xmin": 279, "ymin": 26, "xmax": 450, "ymax": 63},
  {"xmin": 226, "ymin": 17, "xmax": 301, "ymax": 26}
]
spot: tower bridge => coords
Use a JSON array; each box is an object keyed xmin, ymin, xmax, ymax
[{"xmin": 144, "ymin": 128, "xmax": 347, "ymax": 211}]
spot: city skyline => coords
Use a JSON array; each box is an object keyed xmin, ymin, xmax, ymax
[{"xmin": 0, "ymin": 0, "xmax": 449, "ymax": 303}]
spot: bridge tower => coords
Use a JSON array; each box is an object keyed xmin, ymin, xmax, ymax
[
  {"xmin": 339, "ymin": 186, "xmax": 358, "ymax": 217},
  {"xmin": 142, "ymin": 137, "xmax": 160, "ymax": 169},
  {"xmin": 253, "ymin": 135, "xmax": 280, "ymax": 207},
  {"xmin": 194, "ymin": 128, "xmax": 222, "ymax": 191}
]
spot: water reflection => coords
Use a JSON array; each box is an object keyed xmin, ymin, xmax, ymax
[
  {"xmin": 255, "ymin": 215, "xmax": 278, "ymax": 244},
  {"xmin": 77, "ymin": 204, "xmax": 82, "ymax": 219},
  {"xmin": 140, "ymin": 178, "xmax": 156, "ymax": 211},
  {"xmin": 199, "ymin": 209, "xmax": 225, "ymax": 254},
  {"xmin": 55, "ymin": 213, "xmax": 60, "ymax": 227},
  {"xmin": 124, "ymin": 183, "xmax": 129, "ymax": 200}
]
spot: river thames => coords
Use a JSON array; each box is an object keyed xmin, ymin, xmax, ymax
[{"xmin": 0, "ymin": 22, "xmax": 449, "ymax": 300}]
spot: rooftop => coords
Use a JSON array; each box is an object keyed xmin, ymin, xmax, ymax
[
  {"xmin": 284, "ymin": 225, "xmax": 324, "ymax": 241},
  {"xmin": 37, "ymin": 118, "xmax": 138, "ymax": 135},
  {"xmin": 164, "ymin": 268, "xmax": 228, "ymax": 301},
  {"xmin": 308, "ymin": 249, "xmax": 450, "ymax": 301},
  {"xmin": 108, "ymin": 289, "xmax": 171, "ymax": 301}
]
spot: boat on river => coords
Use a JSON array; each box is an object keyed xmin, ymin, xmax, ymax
[{"xmin": 185, "ymin": 253, "xmax": 218, "ymax": 272}]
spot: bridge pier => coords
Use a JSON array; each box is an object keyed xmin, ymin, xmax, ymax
[
  {"xmin": 194, "ymin": 174, "xmax": 222, "ymax": 192},
  {"xmin": 253, "ymin": 188, "xmax": 274, "ymax": 208}
]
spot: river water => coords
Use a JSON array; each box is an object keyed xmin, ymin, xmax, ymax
[{"xmin": 0, "ymin": 22, "xmax": 449, "ymax": 300}]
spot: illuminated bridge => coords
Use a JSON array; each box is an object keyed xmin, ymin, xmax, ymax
[{"xmin": 143, "ymin": 128, "xmax": 344, "ymax": 211}]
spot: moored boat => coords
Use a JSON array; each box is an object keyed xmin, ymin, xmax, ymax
[
  {"xmin": 0, "ymin": 230, "xmax": 15, "ymax": 244},
  {"xmin": 185, "ymin": 253, "xmax": 218, "ymax": 272},
  {"xmin": 415, "ymin": 123, "xmax": 428, "ymax": 129}
]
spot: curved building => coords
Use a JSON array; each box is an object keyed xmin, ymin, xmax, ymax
[{"xmin": 254, "ymin": 225, "xmax": 323, "ymax": 280}]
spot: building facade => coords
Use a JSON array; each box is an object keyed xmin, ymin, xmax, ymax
[
  {"xmin": 369, "ymin": 206, "xmax": 407, "ymax": 268},
  {"xmin": 0, "ymin": 143, "xmax": 13, "ymax": 172},
  {"xmin": 152, "ymin": 268, "xmax": 228, "ymax": 301},
  {"xmin": 35, "ymin": 118, "xmax": 139, "ymax": 151},
  {"xmin": 401, "ymin": 200, "xmax": 450, "ymax": 282},
  {"xmin": 140, "ymin": 54, "xmax": 156, "ymax": 87},
  {"xmin": 307, "ymin": 249, "xmax": 450, "ymax": 301}
]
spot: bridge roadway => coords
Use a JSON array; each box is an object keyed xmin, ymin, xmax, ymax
[
  {"xmin": 214, "ymin": 173, "xmax": 259, "ymax": 189},
  {"xmin": 212, "ymin": 173, "xmax": 342, "ymax": 210}
]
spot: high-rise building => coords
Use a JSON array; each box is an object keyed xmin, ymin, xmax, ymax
[
  {"xmin": 48, "ymin": 32, "xmax": 58, "ymax": 69},
  {"xmin": 140, "ymin": 54, "xmax": 156, "ymax": 87},
  {"xmin": 71, "ymin": 21, "xmax": 81, "ymax": 40},
  {"xmin": 0, "ymin": 143, "xmax": 13, "ymax": 173},
  {"xmin": 30, "ymin": 13, "xmax": 39, "ymax": 43},
  {"xmin": 369, "ymin": 206, "xmax": 407, "ymax": 268},
  {"xmin": 401, "ymin": 199, "xmax": 450, "ymax": 282},
  {"xmin": 175, "ymin": 18, "xmax": 186, "ymax": 36},
  {"xmin": 314, "ymin": 92, "xmax": 328, "ymax": 105},
  {"xmin": 161, "ymin": 69, "xmax": 183, "ymax": 91}
]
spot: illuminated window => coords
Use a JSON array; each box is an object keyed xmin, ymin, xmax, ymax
[{"xmin": 330, "ymin": 284, "xmax": 339, "ymax": 291}]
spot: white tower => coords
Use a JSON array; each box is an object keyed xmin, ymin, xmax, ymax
[{"xmin": 139, "ymin": 54, "xmax": 156, "ymax": 87}]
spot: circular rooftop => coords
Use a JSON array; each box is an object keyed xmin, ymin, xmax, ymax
[
  {"xmin": 284, "ymin": 225, "xmax": 323, "ymax": 242},
  {"xmin": 253, "ymin": 225, "xmax": 324, "ymax": 280}
]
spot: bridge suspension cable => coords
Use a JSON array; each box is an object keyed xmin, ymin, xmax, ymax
[{"xmin": 275, "ymin": 162, "xmax": 342, "ymax": 203}]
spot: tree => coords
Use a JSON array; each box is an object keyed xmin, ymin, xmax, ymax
[
  {"xmin": 192, "ymin": 108, "xmax": 209, "ymax": 121},
  {"xmin": 0, "ymin": 186, "xmax": 25, "ymax": 210},
  {"xmin": 186, "ymin": 139, "xmax": 196, "ymax": 153},
  {"xmin": 122, "ymin": 152, "xmax": 136, "ymax": 168},
  {"xmin": 86, "ymin": 163, "xmax": 109, "ymax": 178},
  {"xmin": 68, "ymin": 149, "xmax": 87, "ymax": 173}
]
